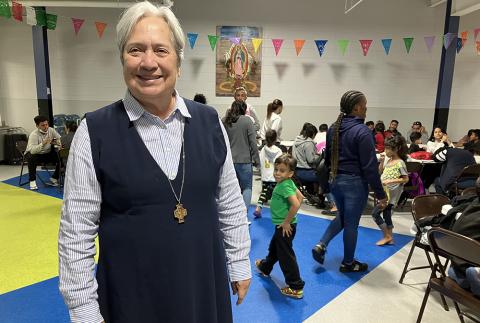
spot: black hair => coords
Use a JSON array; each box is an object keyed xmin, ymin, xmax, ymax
[
  {"xmin": 384, "ymin": 135, "xmax": 408, "ymax": 161},
  {"xmin": 265, "ymin": 129, "xmax": 277, "ymax": 147},
  {"xmin": 409, "ymin": 131, "xmax": 422, "ymax": 143},
  {"xmin": 275, "ymin": 153, "xmax": 297, "ymax": 172},
  {"xmin": 429, "ymin": 126, "xmax": 447, "ymax": 142},
  {"xmin": 319, "ymin": 123, "xmax": 328, "ymax": 132},
  {"xmin": 302, "ymin": 123, "xmax": 318, "ymax": 139},
  {"xmin": 34, "ymin": 115, "xmax": 48, "ymax": 125},
  {"xmin": 65, "ymin": 120, "xmax": 78, "ymax": 133},
  {"xmin": 331, "ymin": 90, "xmax": 366, "ymax": 179},
  {"xmin": 375, "ymin": 122, "xmax": 385, "ymax": 133},
  {"xmin": 267, "ymin": 99, "xmax": 283, "ymax": 119},
  {"xmin": 366, "ymin": 121, "xmax": 374, "ymax": 127},
  {"xmin": 193, "ymin": 93, "xmax": 207, "ymax": 104},
  {"xmin": 390, "ymin": 119, "xmax": 399, "ymax": 125},
  {"xmin": 470, "ymin": 129, "xmax": 480, "ymax": 138},
  {"xmin": 223, "ymin": 100, "xmax": 246, "ymax": 127}
]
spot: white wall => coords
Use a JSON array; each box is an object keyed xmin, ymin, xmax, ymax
[{"xmin": 0, "ymin": 0, "xmax": 478, "ymax": 139}]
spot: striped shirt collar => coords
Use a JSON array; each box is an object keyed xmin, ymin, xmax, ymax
[{"xmin": 123, "ymin": 90, "xmax": 191, "ymax": 122}]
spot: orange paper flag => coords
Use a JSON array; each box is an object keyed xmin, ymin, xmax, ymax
[
  {"xmin": 294, "ymin": 39, "xmax": 306, "ymax": 56},
  {"xmin": 95, "ymin": 22, "xmax": 107, "ymax": 38}
]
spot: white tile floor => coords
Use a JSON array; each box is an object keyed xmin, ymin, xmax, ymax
[{"xmin": 0, "ymin": 165, "xmax": 470, "ymax": 322}]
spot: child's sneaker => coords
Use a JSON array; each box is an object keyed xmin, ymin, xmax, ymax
[
  {"xmin": 254, "ymin": 259, "xmax": 270, "ymax": 277},
  {"xmin": 280, "ymin": 287, "xmax": 303, "ymax": 299},
  {"xmin": 29, "ymin": 180, "xmax": 38, "ymax": 190},
  {"xmin": 312, "ymin": 243, "xmax": 326, "ymax": 264},
  {"xmin": 48, "ymin": 177, "xmax": 59, "ymax": 187},
  {"xmin": 339, "ymin": 260, "xmax": 368, "ymax": 273}
]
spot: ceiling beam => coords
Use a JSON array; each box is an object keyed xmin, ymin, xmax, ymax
[
  {"xmin": 452, "ymin": 2, "xmax": 480, "ymax": 16},
  {"xmin": 428, "ymin": 0, "xmax": 447, "ymax": 7},
  {"xmin": 19, "ymin": 1, "xmax": 135, "ymax": 8}
]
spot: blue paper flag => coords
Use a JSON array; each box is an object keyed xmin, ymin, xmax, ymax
[
  {"xmin": 456, "ymin": 37, "xmax": 463, "ymax": 53},
  {"xmin": 314, "ymin": 40, "xmax": 328, "ymax": 57},
  {"xmin": 187, "ymin": 33, "xmax": 198, "ymax": 49},
  {"xmin": 381, "ymin": 39, "xmax": 392, "ymax": 55}
]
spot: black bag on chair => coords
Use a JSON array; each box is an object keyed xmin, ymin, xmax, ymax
[
  {"xmin": 315, "ymin": 151, "xmax": 330, "ymax": 194},
  {"xmin": 4, "ymin": 133, "xmax": 27, "ymax": 165}
]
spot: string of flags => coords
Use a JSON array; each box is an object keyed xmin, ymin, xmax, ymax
[{"xmin": 1, "ymin": 0, "xmax": 480, "ymax": 56}]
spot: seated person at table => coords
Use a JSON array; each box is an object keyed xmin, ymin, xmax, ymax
[
  {"xmin": 448, "ymin": 177, "xmax": 480, "ymax": 297},
  {"xmin": 432, "ymin": 143, "xmax": 480, "ymax": 196},
  {"xmin": 314, "ymin": 123, "xmax": 328, "ymax": 152},
  {"xmin": 426, "ymin": 126, "xmax": 454, "ymax": 154},
  {"xmin": 61, "ymin": 120, "xmax": 78, "ymax": 150},
  {"xmin": 26, "ymin": 115, "xmax": 61, "ymax": 190},
  {"xmin": 374, "ymin": 122, "xmax": 385, "ymax": 153},
  {"xmin": 384, "ymin": 119, "xmax": 402, "ymax": 138},
  {"xmin": 408, "ymin": 131, "xmax": 425, "ymax": 154},
  {"xmin": 406, "ymin": 121, "xmax": 429, "ymax": 144},
  {"xmin": 463, "ymin": 129, "xmax": 480, "ymax": 151}
]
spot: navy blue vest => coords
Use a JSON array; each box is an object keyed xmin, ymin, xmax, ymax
[{"xmin": 86, "ymin": 99, "xmax": 231, "ymax": 323}]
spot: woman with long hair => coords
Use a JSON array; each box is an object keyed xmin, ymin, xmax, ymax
[
  {"xmin": 223, "ymin": 100, "xmax": 260, "ymax": 211},
  {"xmin": 311, "ymin": 90, "xmax": 387, "ymax": 272},
  {"xmin": 260, "ymin": 99, "xmax": 283, "ymax": 142}
]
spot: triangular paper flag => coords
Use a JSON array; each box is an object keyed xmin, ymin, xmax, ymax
[
  {"xmin": 314, "ymin": 40, "xmax": 328, "ymax": 57},
  {"xmin": 187, "ymin": 33, "xmax": 198, "ymax": 49},
  {"xmin": 272, "ymin": 39, "xmax": 283, "ymax": 56},
  {"xmin": 403, "ymin": 37, "xmax": 414, "ymax": 54},
  {"xmin": 381, "ymin": 39, "xmax": 392, "ymax": 55},
  {"xmin": 337, "ymin": 39, "xmax": 349, "ymax": 55},
  {"xmin": 95, "ymin": 22, "xmax": 107, "ymax": 38},
  {"xmin": 424, "ymin": 36, "xmax": 435, "ymax": 53},
  {"xmin": 12, "ymin": 1, "xmax": 22, "ymax": 22},
  {"xmin": 35, "ymin": 8, "xmax": 47, "ymax": 26},
  {"xmin": 443, "ymin": 33, "xmax": 456, "ymax": 49},
  {"xmin": 251, "ymin": 38, "xmax": 263, "ymax": 53},
  {"xmin": 0, "ymin": 0, "xmax": 11, "ymax": 19},
  {"xmin": 476, "ymin": 41, "xmax": 480, "ymax": 55},
  {"xmin": 294, "ymin": 39, "xmax": 306, "ymax": 56},
  {"xmin": 474, "ymin": 28, "xmax": 480, "ymax": 40},
  {"xmin": 26, "ymin": 6, "xmax": 36, "ymax": 25},
  {"xmin": 46, "ymin": 14, "xmax": 57, "ymax": 30},
  {"xmin": 71, "ymin": 18, "xmax": 85, "ymax": 35},
  {"xmin": 456, "ymin": 37, "xmax": 463, "ymax": 54},
  {"xmin": 229, "ymin": 37, "xmax": 240, "ymax": 45},
  {"xmin": 208, "ymin": 35, "xmax": 219, "ymax": 51},
  {"xmin": 359, "ymin": 39, "xmax": 373, "ymax": 56},
  {"xmin": 461, "ymin": 31, "xmax": 468, "ymax": 40}
]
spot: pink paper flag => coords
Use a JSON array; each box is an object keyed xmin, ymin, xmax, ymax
[
  {"xmin": 229, "ymin": 37, "xmax": 240, "ymax": 45},
  {"xmin": 359, "ymin": 39, "xmax": 373, "ymax": 56},
  {"xmin": 293, "ymin": 39, "xmax": 306, "ymax": 56},
  {"xmin": 272, "ymin": 39, "xmax": 284, "ymax": 56},
  {"xmin": 424, "ymin": 36, "xmax": 436, "ymax": 53},
  {"xmin": 95, "ymin": 22, "xmax": 107, "ymax": 38},
  {"xmin": 71, "ymin": 18, "xmax": 85, "ymax": 35},
  {"xmin": 475, "ymin": 28, "xmax": 480, "ymax": 40}
]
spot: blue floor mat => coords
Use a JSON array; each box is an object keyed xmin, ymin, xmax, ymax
[
  {"xmin": 3, "ymin": 171, "xmax": 63, "ymax": 199},
  {"xmin": 0, "ymin": 204, "xmax": 412, "ymax": 323}
]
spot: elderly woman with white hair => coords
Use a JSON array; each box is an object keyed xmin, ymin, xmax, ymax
[{"xmin": 58, "ymin": 1, "xmax": 251, "ymax": 322}]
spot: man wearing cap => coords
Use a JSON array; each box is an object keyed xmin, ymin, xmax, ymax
[{"xmin": 406, "ymin": 121, "xmax": 429, "ymax": 144}]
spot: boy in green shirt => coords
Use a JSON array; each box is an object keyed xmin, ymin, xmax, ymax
[{"xmin": 255, "ymin": 154, "xmax": 305, "ymax": 298}]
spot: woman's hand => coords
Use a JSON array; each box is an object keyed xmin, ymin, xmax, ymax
[{"xmin": 278, "ymin": 222, "xmax": 292, "ymax": 237}]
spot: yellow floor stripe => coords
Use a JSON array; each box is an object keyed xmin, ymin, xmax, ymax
[{"xmin": 0, "ymin": 183, "xmax": 63, "ymax": 294}]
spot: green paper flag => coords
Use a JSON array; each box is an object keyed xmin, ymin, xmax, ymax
[
  {"xmin": 337, "ymin": 39, "xmax": 350, "ymax": 55},
  {"xmin": 0, "ymin": 0, "xmax": 11, "ymax": 18},
  {"xmin": 208, "ymin": 35, "xmax": 219, "ymax": 51},
  {"xmin": 403, "ymin": 37, "xmax": 414, "ymax": 54},
  {"xmin": 46, "ymin": 14, "xmax": 58, "ymax": 30},
  {"xmin": 36, "ymin": 8, "xmax": 47, "ymax": 26}
]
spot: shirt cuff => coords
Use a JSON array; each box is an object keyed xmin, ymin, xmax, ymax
[
  {"xmin": 69, "ymin": 302, "xmax": 104, "ymax": 323},
  {"xmin": 228, "ymin": 258, "xmax": 252, "ymax": 282}
]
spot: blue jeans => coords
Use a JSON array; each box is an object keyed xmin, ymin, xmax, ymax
[
  {"xmin": 234, "ymin": 163, "xmax": 253, "ymax": 209},
  {"xmin": 295, "ymin": 168, "xmax": 319, "ymax": 184},
  {"xmin": 319, "ymin": 174, "xmax": 369, "ymax": 264},
  {"xmin": 372, "ymin": 204, "xmax": 393, "ymax": 228},
  {"xmin": 448, "ymin": 266, "xmax": 480, "ymax": 297}
]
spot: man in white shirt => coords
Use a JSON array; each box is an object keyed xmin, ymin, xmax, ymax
[{"xmin": 26, "ymin": 115, "xmax": 61, "ymax": 189}]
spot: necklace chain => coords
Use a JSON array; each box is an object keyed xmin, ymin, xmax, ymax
[{"xmin": 160, "ymin": 119, "xmax": 185, "ymax": 204}]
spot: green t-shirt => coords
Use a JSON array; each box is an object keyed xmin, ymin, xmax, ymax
[{"xmin": 270, "ymin": 178, "xmax": 298, "ymax": 225}]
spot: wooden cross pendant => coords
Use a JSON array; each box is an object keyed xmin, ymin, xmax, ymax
[{"xmin": 174, "ymin": 203, "xmax": 188, "ymax": 223}]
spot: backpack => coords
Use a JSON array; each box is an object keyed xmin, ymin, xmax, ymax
[{"xmin": 406, "ymin": 171, "xmax": 425, "ymax": 198}]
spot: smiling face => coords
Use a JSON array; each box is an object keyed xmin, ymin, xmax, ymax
[
  {"xmin": 273, "ymin": 162, "xmax": 294, "ymax": 183},
  {"xmin": 234, "ymin": 89, "xmax": 247, "ymax": 102},
  {"xmin": 433, "ymin": 127, "xmax": 444, "ymax": 141},
  {"xmin": 122, "ymin": 16, "xmax": 179, "ymax": 106}
]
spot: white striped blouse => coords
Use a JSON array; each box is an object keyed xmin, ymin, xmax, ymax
[{"xmin": 58, "ymin": 91, "xmax": 251, "ymax": 323}]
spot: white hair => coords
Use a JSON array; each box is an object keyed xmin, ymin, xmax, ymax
[{"xmin": 116, "ymin": 0, "xmax": 185, "ymax": 66}]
